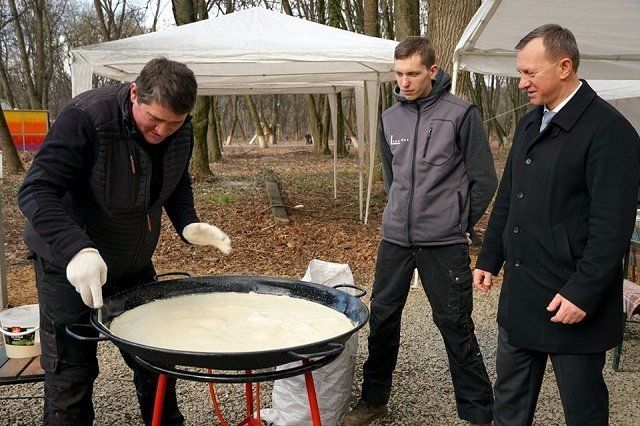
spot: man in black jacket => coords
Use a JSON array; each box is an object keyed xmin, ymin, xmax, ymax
[
  {"xmin": 474, "ymin": 25, "xmax": 640, "ymax": 425},
  {"xmin": 345, "ymin": 36, "xmax": 497, "ymax": 426},
  {"xmin": 18, "ymin": 57, "xmax": 231, "ymax": 425}
]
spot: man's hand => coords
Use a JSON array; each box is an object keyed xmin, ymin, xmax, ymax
[
  {"xmin": 547, "ymin": 293, "xmax": 586, "ymax": 324},
  {"xmin": 473, "ymin": 269, "xmax": 494, "ymax": 293},
  {"xmin": 66, "ymin": 248, "xmax": 108, "ymax": 309},
  {"xmin": 182, "ymin": 222, "xmax": 232, "ymax": 254}
]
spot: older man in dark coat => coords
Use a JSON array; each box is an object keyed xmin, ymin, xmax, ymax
[{"xmin": 473, "ymin": 24, "xmax": 640, "ymax": 425}]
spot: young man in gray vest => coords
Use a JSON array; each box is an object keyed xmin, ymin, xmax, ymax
[
  {"xmin": 345, "ymin": 36, "xmax": 497, "ymax": 425},
  {"xmin": 18, "ymin": 57, "xmax": 231, "ymax": 425}
]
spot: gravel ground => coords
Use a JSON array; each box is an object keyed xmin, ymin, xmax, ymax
[{"xmin": 1, "ymin": 283, "xmax": 639, "ymax": 425}]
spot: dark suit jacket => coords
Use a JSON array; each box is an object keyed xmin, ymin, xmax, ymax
[{"xmin": 476, "ymin": 81, "xmax": 640, "ymax": 353}]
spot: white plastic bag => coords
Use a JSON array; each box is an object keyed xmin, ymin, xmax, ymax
[{"xmin": 261, "ymin": 259, "xmax": 359, "ymax": 426}]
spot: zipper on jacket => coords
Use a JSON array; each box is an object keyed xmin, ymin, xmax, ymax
[
  {"xmin": 124, "ymin": 149, "xmax": 153, "ymax": 275},
  {"xmin": 457, "ymin": 187, "xmax": 463, "ymax": 231},
  {"xmin": 422, "ymin": 125, "xmax": 433, "ymax": 159},
  {"xmin": 129, "ymin": 155, "xmax": 136, "ymax": 175},
  {"xmin": 407, "ymin": 106, "xmax": 421, "ymax": 246}
]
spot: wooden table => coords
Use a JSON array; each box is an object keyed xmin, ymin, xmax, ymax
[{"xmin": 0, "ymin": 345, "xmax": 44, "ymax": 386}]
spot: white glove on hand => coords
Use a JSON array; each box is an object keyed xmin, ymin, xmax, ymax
[
  {"xmin": 66, "ymin": 248, "xmax": 108, "ymax": 309},
  {"xmin": 183, "ymin": 223, "xmax": 232, "ymax": 255}
]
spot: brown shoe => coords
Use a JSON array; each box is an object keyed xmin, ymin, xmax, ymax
[{"xmin": 343, "ymin": 399, "xmax": 388, "ymax": 425}]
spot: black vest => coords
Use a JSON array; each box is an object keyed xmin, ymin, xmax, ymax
[{"xmin": 65, "ymin": 84, "xmax": 192, "ymax": 277}]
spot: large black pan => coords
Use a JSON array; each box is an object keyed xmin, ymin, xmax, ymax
[{"xmin": 69, "ymin": 274, "xmax": 368, "ymax": 371}]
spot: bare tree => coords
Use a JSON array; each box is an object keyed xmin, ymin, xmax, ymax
[
  {"xmin": 207, "ymin": 98, "xmax": 222, "ymax": 161},
  {"xmin": 172, "ymin": 0, "xmax": 212, "ymax": 175},
  {"xmin": 363, "ymin": 0, "xmax": 379, "ymax": 37},
  {"xmin": 225, "ymin": 95, "xmax": 238, "ymax": 146},
  {"xmin": 0, "ymin": 104, "xmax": 24, "ymax": 173},
  {"xmin": 245, "ymin": 95, "xmax": 267, "ymax": 148},
  {"xmin": 395, "ymin": 0, "xmax": 418, "ymax": 40},
  {"xmin": 427, "ymin": 0, "xmax": 480, "ymax": 99}
]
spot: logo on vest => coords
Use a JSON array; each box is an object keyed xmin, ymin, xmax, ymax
[{"xmin": 389, "ymin": 134, "xmax": 409, "ymax": 145}]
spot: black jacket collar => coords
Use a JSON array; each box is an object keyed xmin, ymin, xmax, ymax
[{"xmin": 524, "ymin": 80, "xmax": 597, "ymax": 135}]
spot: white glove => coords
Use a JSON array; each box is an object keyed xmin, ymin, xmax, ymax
[
  {"xmin": 66, "ymin": 248, "xmax": 108, "ymax": 309},
  {"xmin": 182, "ymin": 222, "xmax": 232, "ymax": 255},
  {"xmin": 466, "ymin": 232, "xmax": 473, "ymax": 245}
]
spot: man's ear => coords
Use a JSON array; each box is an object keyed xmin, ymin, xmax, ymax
[
  {"xmin": 558, "ymin": 58, "xmax": 573, "ymax": 80},
  {"xmin": 429, "ymin": 64, "xmax": 439, "ymax": 79},
  {"xmin": 130, "ymin": 82, "xmax": 138, "ymax": 102}
]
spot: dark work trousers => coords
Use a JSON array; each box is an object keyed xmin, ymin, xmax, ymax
[
  {"xmin": 34, "ymin": 254, "xmax": 184, "ymax": 426},
  {"xmin": 493, "ymin": 327, "xmax": 608, "ymax": 426},
  {"xmin": 361, "ymin": 240, "xmax": 493, "ymax": 423}
]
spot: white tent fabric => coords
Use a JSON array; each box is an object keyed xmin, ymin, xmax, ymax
[
  {"xmin": 452, "ymin": 0, "xmax": 640, "ymax": 132},
  {"xmin": 70, "ymin": 7, "xmax": 399, "ymax": 222},
  {"xmin": 71, "ymin": 7, "xmax": 397, "ymax": 95},
  {"xmin": 452, "ymin": 0, "xmax": 640, "ymax": 80}
]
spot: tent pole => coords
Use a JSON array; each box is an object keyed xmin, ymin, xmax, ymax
[
  {"xmin": 364, "ymin": 78, "xmax": 380, "ymax": 225},
  {"xmin": 355, "ymin": 84, "xmax": 366, "ymax": 222},
  {"xmin": 0, "ymin": 153, "xmax": 6, "ymax": 309},
  {"xmin": 328, "ymin": 91, "xmax": 339, "ymax": 200},
  {"xmin": 451, "ymin": 54, "xmax": 460, "ymax": 95}
]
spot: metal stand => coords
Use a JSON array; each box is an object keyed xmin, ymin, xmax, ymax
[
  {"xmin": 149, "ymin": 365, "xmax": 324, "ymax": 426},
  {"xmin": 136, "ymin": 354, "xmax": 338, "ymax": 426}
]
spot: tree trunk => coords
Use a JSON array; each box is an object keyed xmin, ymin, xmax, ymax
[
  {"xmin": 245, "ymin": 95, "xmax": 266, "ymax": 149},
  {"xmin": 319, "ymin": 96, "xmax": 331, "ymax": 155},
  {"xmin": 364, "ymin": 0, "xmax": 379, "ymax": 37},
  {"xmin": 395, "ymin": 0, "xmax": 419, "ymax": 40},
  {"xmin": 0, "ymin": 47, "xmax": 17, "ymax": 108},
  {"xmin": 190, "ymin": 96, "xmax": 212, "ymax": 175},
  {"xmin": 269, "ymin": 95, "xmax": 278, "ymax": 145},
  {"xmin": 225, "ymin": 95, "xmax": 238, "ymax": 146},
  {"xmin": 172, "ymin": 0, "xmax": 198, "ymax": 25},
  {"xmin": 214, "ymin": 101, "xmax": 223, "ymax": 150},
  {"xmin": 381, "ymin": 0, "xmax": 394, "ymax": 39},
  {"xmin": 335, "ymin": 93, "xmax": 347, "ymax": 156},
  {"xmin": 427, "ymin": 0, "xmax": 480, "ymax": 99},
  {"xmin": 8, "ymin": 0, "xmax": 40, "ymax": 109},
  {"xmin": 207, "ymin": 97, "xmax": 222, "ymax": 162},
  {"xmin": 305, "ymin": 94, "xmax": 322, "ymax": 152},
  {"xmin": 281, "ymin": 0, "xmax": 293, "ymax": 15},
  {"xmin": 0, "ymin": 106, "xmax": 25, "ymax": 174},
  {"xmin": 172, "ymin": 0, "xmax": 210, "ymax": 174}
]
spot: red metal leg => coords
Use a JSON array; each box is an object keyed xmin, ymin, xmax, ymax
[
  {"xmin": 302, "ymin": 360, "xmax": 322, "ymax": 426},
  {"xmin": 244, "ymin": 370, "xmax": 253, "ymax": 417},
  {"xmin": 151, "ymin": 374, "xmax": 167, "ymax": 426}
]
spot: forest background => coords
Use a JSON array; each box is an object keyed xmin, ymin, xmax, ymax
[{"xmin": 0, "ymin": 0, "xmax": 530, "ymax": 176}]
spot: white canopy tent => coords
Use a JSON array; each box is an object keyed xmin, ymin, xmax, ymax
[
  {"xmin": 71, "ymin": 7, "xmax": 399, "ymax": 222},
  {"xmin": 451, "ymin": 0, "xmax": 640, "ymax": 131}
]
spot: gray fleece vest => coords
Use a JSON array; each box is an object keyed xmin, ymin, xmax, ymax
[{"xmin": 381, "ymin": 91, "xmax": 472, "ymax": 247}]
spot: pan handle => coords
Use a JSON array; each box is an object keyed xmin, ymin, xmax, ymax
[
  {"xmin": 154, "ymin": 272, "xmax": 192, "ymax": 281},
  {"xmin": 287, "ymin": 342, "xmax": 344, "ymax": 359},
  {"xmin": 65, "ymin": 324, "xmax": 109, "ymax": 342},
  {"xmin": 332, "ymin": 284, "xmax": 367, "ymax": 298}
]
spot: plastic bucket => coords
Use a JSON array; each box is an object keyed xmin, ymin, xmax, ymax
[{"xmin": 0, "ymin": 304, "xmax": 41, "ymax": 358}]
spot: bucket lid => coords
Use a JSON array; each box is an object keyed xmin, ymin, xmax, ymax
[{"xmin": 0, "ymin": 304, "xmax": 40, "ymax": 329}]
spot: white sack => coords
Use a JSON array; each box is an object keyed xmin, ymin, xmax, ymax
[{"xmin": 261, "ymin": 259, "xmax": 359, "ymax": 426}]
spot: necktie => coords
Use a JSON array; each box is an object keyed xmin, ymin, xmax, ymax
[{"xmin": 540, "ymin": 110, "xmax": 556, "ymax": 132}]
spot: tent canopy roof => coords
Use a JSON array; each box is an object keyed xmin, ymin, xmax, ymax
[
  {"xmin": 455, "ymin": 0, "xmax": 640, "ymax": 80},
  {"xmin": 71, "ymin": 7, "xmax": 398, "ymax": 93}
]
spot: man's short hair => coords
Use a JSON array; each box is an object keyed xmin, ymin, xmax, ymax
[
  {"xmin": 395, "ymin": 36, "xmax": 437, "ymax": 68},
  {"xmin": 515, "ymin": 24, "xmax": 580, "ymax": 72},
  {"xmin": 134, "ymin": 57, "xmax": 197, "ymax": 115}
]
